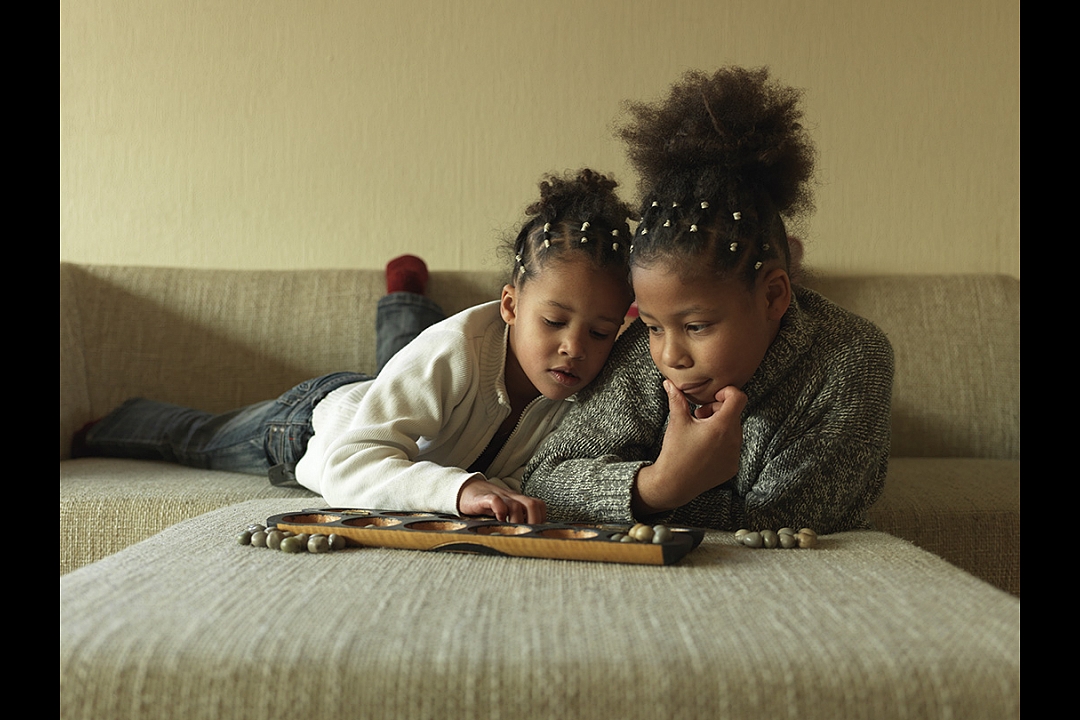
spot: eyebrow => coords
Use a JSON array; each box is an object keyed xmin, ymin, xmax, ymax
[
  {"xmin": 638, "ymin": 305, "xmax": 713, "ymax": 321},
  {"xmin": 544, "ymin": 300, "xmax": 623, "ymax": 326}
]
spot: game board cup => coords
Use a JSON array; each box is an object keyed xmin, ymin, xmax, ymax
[
  {"xmin": 469, "ymin": 523, "xmax": 533, "ymax": 536},
  {"xmin": 537, "ymin": 528, "xmax": 599, "ymax": 539},
  {"xmin": 402, "ymin": 520, "xmax": 469, "ymax": 532},
  {"xmin": 277, "ymin": 513, "xmax": 343, "ymax": 525},
  {"xmin": 340, "ymin": 516, "xmax": 403, "ymax": 528}
]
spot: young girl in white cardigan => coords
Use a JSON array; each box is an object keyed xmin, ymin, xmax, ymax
[{"xmin": 78, "ymin": 169, "xmax": 634, "ymax": 524}]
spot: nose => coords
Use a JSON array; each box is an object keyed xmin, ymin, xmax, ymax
[
  {"xmin": 660, "ymin": 335, "xmax": 691, "ymax": 369},
  {"xmin": 559, "ymin": 329, "xmax": 585, "ymax": 360}
]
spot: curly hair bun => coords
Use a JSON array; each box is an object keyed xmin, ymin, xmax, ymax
[
  {"xmin": 526, "ymin": 169, "xmax": 626, "ymax": 222},
  {"xmin": 619, "ymin": 67, "xmax": 815, "ymax": 219}
]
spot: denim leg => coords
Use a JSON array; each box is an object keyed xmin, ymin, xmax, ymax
[
  {"xmin": 262, "ymin": 371, "xmax": 372, "ymax": 467},
  {"xmin": 85, "ymin": 372, "xmax": 372, "ymax": 475},
  {"xmin": 376, "ymin": 292, "xmax": 446, "ymax": 372},
  {"xmin": 84, "ymin": 398, "xmax": 278, "ymax": 474}
]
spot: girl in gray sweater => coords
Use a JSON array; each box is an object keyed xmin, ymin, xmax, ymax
[{"xmin": 522, "ymin": 68, "xmax": 893, "ymax": 534}]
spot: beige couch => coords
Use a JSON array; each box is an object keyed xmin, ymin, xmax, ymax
[{"xmin": 59, "ymin": 263, "xmax": 1020, "ymax": 594}]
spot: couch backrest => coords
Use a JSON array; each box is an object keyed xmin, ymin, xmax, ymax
[
  {"xmin": 61, "ymin": 264, "xmax": 1018, "ymax": 461},
  {"xmin": 805, "ymin": 275, "xmax": 1019, "ymax": 460}
]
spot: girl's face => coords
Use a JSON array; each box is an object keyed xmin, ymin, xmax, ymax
[
  {"xmin": 500, "ymin": 257, "xmax": 633, "ymax": 404},
  {"xmin": 632, "ymin": 262, "xmax": 790, "ymax": 406}
]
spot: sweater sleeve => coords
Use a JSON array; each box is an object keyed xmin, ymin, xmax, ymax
[
  {"xmin": 523, "ymin": 323, "xmax": 668, "ymax": 523},
  {"xmin": 302, "ymin": 326, "xmax": 496, "ymax": 514}
]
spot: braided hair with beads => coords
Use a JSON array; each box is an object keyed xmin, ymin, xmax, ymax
[{"xmin": 505, "ymin": 169, "xmax": 635, "ymax": 288}]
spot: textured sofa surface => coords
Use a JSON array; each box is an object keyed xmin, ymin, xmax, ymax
[
  {"xmin": 59, "ymin": 263, "xmax": 1019, "ymax": 593},
  {"xmin": 61, "ymin": 499, "xmax": 1019, "ymax": 720}
]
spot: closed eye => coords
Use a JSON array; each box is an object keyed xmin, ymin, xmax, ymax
[{"xmin": 544, "ymin": 318, "xmax": 566, "ymax": 328}]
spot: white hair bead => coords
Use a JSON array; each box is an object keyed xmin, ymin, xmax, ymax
[
  {"xmin": 732, "ymin": 211, "xmax": 742, "ymax": 220},
  {"xmin": 729, "ymin": 242, "xmax": 738, "ymax": 252}
]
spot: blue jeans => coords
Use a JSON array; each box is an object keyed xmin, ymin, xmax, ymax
[
  {"xmin": 376, "ymin": 292, "xmax": 445, "ymax": 372},
  {"xmin": 84, "ymin": 292, "xmax": 445, "ymax": 477}
]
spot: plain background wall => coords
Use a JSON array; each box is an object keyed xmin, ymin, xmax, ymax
[{"xmin": 61, "ymin": 0, "xmax": 1018, "ymax": 278}]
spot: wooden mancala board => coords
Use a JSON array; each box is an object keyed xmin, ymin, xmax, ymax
[{"xmin": 267, "ymin": 509, "xmax": 705, "ymax": 566}]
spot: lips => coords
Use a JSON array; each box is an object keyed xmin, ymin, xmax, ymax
[
  {"xmin": 549, "ymin": 367, "xmax": 581, "ymax": 387},
  {"xmin": 676, "ymin": 380, "xmax": 710, "ymax": 395}
]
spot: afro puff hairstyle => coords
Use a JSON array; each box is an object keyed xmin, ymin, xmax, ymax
[{"xmin": 619, "ymin": 67, "xmax": 815, "ymax": 286}]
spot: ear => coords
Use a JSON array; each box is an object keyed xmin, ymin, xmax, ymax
[
  {"xmin": 761, "ymin": 268, "xmax": 791, "ymax": 321},
  {"xmin": 499, "ymin": 284, "xmax": 519, "ymax": 325}
]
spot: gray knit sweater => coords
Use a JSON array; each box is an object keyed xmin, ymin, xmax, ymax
[{"xmin": 522, "ymin": 287, "xmax": 893, "ymax": 534}]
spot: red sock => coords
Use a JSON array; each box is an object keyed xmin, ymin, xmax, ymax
[{"xmin": 386, "ymin": 255, "xmax": 429, "ymax": 295}]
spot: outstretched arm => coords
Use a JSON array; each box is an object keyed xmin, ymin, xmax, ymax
[{"xmin": 522, "ymin": 323, "xmax": 670, "ymax": 524}]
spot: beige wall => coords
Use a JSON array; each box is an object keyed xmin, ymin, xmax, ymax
[{"xmin": 61, "ymin": 0, "xmax": 1019, "ymax": 277}]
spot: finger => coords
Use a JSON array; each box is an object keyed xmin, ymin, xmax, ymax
[
  {"xmin": 487, "ymin": 494, "xmax": 509, "ymax": 523},
  {"xmin": 505, "ymin": 499, "xmax": 526, "ymax": 525},
  {"xmin": 523, "ymin": 497, "xmax": 547, "ymax": 524},
  {"xmin": 713, "ymin": 387, "xmax": 748, "ymax": 421},
  {"xmin": 664, "ymin": 379, "xmax": 693, "ymax": 422}
]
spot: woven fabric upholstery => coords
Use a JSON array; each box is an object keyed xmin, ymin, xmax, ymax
[
  {"xmin": 807, "ymin": 275, "xmax": 1020, "ymax": 459},
  {"xmin": 60, "ymin": 458, "xmax": 317, "ymax": 574},
  {"xmin": 60, "ymin": 500, "xmax": 1019, "ymax": 720},
  {"xmin": 59, "ymin": 265, "xmax": 1019, "ymax": 593}
]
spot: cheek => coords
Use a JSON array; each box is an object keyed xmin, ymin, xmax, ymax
[{"xmin": 646, "ymin": 338, "xmax": 664, "ymax": 369}]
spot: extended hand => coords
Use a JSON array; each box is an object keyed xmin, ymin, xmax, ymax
[
  {"xmin": 632, "ymin": 381, "xmax": 747, "ymax": 515},
  {"xmin": 458, "ymin": 478, "xmax": 547, "ymax": 524}
]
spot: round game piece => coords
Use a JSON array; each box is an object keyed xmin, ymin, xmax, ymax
[
  {"xmin": 740, "ymin": 531, "xmax": 763, "ymax": 548},
  {"xmin": 247, "ymin": 523, "xmax": 266, "ymax": 534},
  {"xmin": 796, "ymin": 531, "xmax": 818, "ymax": 549},
  {"xmin": 308, "ymin": 535, "xmax": 329, "ymax": 553},
  {"xmin": 779, "ymin": 533, "xmax": 798, "ymax": 549},
  {"xmin": 761, "ymin": 529, "xmax": 779, "ymax": 549},
  {"xmin": 652, "ymin": 526, "xmax": 674, "ymax": 544},
  {"xmin": 250, "ymin": 530, "xmax": 268, "ymax": 548},
  {"xmin": 266, "ymin": 530, "xmax": 285, "ymax": 550},
  {"xmin": 328, "ymin": 534, "xmax": 347, "ymax": 551},
  {"xmin": 629, "ymin": 523, "xmax": 654, "ymax": 543},
  {"xmin": 280, "ymin": 536, "xmax": 304, "ymax": 553},
  {"xmin": 734, "ymin": 528, "xmax": 751, "ymax": 539},
  {"xmin": 237, "ymin": 530, "xmax": 253, "ymax": 546}
]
